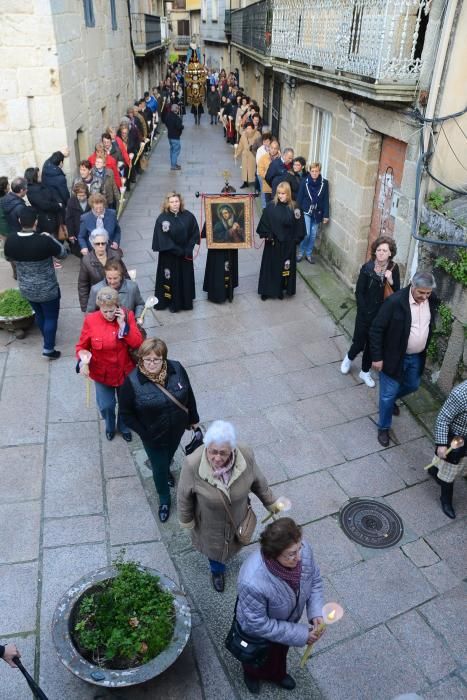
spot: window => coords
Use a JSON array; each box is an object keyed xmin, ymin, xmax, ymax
[
  {"xmin": 83, "ymin": 0, "xmax": 95, "ymax": 27},
  {"xmin": 201, "ymin": 0, "xmax": 207, "ymax": 22},
  {"xmin": 211, "ymin": 0, "xmax": 218, "ymax": 22},
  {"xmin": 110, "ymin": 0, "xmax": 118, "ymax": 30},
  {"xmin": 177, "ymin": 19, "xmax": 190, "ymax": 36},
  {"xmin": 308, "ymin": 106, "xmax": 332, "ymax": 178}
]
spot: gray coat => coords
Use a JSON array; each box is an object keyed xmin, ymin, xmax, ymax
[
  {"xmin": 86, "ymin": 278, "xmax": 145, "ymax": 317},
  {"xmin": 236, "ymin": 542, "xmax": 324, "ymax": 647}
]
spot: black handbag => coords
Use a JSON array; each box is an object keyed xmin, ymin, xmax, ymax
[
  {"xmin": 184, "ymin": 427, "xmax": 204, "ymax": 456},
  {"xmin": 225, "ymin": 599, "xmax": 270, "ymax": 667}
]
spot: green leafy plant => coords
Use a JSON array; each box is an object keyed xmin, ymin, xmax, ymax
[
  {"xmin": 0, "ymin": 289, "xmax": 33, "ymax": 318},
  {"xmin": 73, "ymin": 556, "xmax": 175, "ymax": 669},
  {"xmin": 434, "ymin": 248, "xmax": 467, "ymax": 287},
  {"xmin": 418, "ymin": 223, "xmax": 431, "ymax": 238},
  {"xmin": 427, "ymin": 302, "xmax": 454, "ymax": 364},
  {"xmin": 427, "ymin": 188, "xmax": 447, "ymax": 211}
]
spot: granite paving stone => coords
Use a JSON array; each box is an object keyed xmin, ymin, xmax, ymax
[
  {"xmin": 387, "ymin": 609, "xmax": 457, "ymax": 682},
  {"xmin": 250, "ymin": 444, "xmax": 289, "ymax": 485},
  {"xmin": 419, "ymin": 559, "xmax": 462, "ymax": 594},
  {"xmin": 0, "ymin": 374, "xmax": 48, "ymax": 446},
  {"xmin": 271, "ymin": 345, "xmax": 313, "ymax": 371},
  {"xmin": 401, "ymin": 538, "xmax": 440, "ymax": 567},
  {"xmin": 309, "ymin": 625, "xmax": 423, "ymax": 700},
  {"xmin": 422, "ymin": 677, "xmax": 467, "ymax": 700},
  {"xmin": 101, "ymin": 433, "xmax": 138, "ymax": 477},
  {"xmin": 327, "ymin": 382, "xmax": 379, "ymax": 419},
  {"xmin": 288, "ymin": 364, "xmax": 353, "ymax": 399},
  {"xmin": 292, "ymin": 394, "xmax": 348, "ymax": 431},
  {"xmin": 302, "ymin": 516, "xmax": 362, "ymax": 576},
  {"xmin": 107, "ymin": 476, "xmax": 160, "ymax": 545},
  {"xmin": 220, "ymin": 411, "xmax": 278, "ymax": 447},
  {"xmin": 111, "ymin": 542, "xmax": 179, "ymax": 583},
  {"xmin": 264, "ymin": 402, "xmax": 310, "ymax": 438},
  {"xmin": 272, "ymin": 431, "xmax": 347, "ymax": 477},
  {"xmin": 329, "ymin": 549, "xmax": 435, "ymax": 627},
  {"xmin": 418, "ymin": 585, "xmax": 467, "ymax": 660},
  {"xmin": 380, "ymin": 436, "xmax": 434, "ymax": 485},
  {"xmin": 275, "ymin": 471, "xmax": 349, "ymax": 523},
  {"xmin": 43, "ymin": 514, "xmax": 106, "ymax": 547},
  {"xmin": 300, "ymin": 338, "xmax": 344, "ymax": 365},
  {"xmin": 0, "ymin": 501, "xmax": 41, "ymax": 563},
  {"xmin": 330, "ymin": 453, "xmax": 406, "ymax": 497},
  {"xmin": 191, "ymin": 625, "xmax": 236, "ymax": 700},
  {"xmin": 48, "ymin": 357, "xmax": 98, "ymax": 423},
  {"xmin": 425, "ymin": 518, "xmax": 467, "ymax": 579},
  {"xmin": 323, "ymin": 416, "xmax": 388, "ymax": 460},
  {"xmin": 0, "ymin": 561, "xmax": 38, "ymax": 634},
  {"xmin": 385, "ymin": 481, "xmax": 467, "ymax": 536},
  {"xmin": 387, "ymin": 405, "xmax": 427, "ymax": 443},
  {"xmin": 3, "ymin": 341, "xmax": 49, "ymax": 377},
  {"xmin": 0, "ymin": 444, "xmax": 43, "ymax": 502},
  {"xmin": 240, "ymin": 350, "xmax": 284, "ymax": 378}
]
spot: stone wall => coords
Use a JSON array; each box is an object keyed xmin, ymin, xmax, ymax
[{"xmin": 0, "ymin": 0, "xmax": 150, "ymax": 182}]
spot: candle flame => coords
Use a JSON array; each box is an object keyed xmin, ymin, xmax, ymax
[
  {"xmin": 322, "ymin": 602, "xmax": 344, "ymax": 624},
  {"xmin": 327, "ymin": 609, "xmax": 336, "ymax": 621},
  {"xmin": 450, "ymin": 436, "xmax": 464, "ymax": 449}
]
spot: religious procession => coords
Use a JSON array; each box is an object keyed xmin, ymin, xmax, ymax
[{"xmin": 0, "ymin": 5, "xmax": 466, "ymax": 699}]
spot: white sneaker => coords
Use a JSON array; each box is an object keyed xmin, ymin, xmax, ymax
[
  {"xmin": 359, "ymin": 370, "xmax": 376, "ymax": 388},
  {"xmin": 340, "ymin": 355, "xmax": 352, "ymax": 374}
]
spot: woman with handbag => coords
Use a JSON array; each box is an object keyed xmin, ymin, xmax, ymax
[
  {"xmin": 119, "ymin": 338, "xmax": 199, "ymax": 523},
  {"xmin": 177, "ymin": 420, "xmax": 280, "ymax": 593},
  {"xmin": 340, "ymin": 235, "xmax": 400, "ymax": 387},
  {"xmin": 234, "ymin": 517, "xmax": 324, "ymax": 694}
]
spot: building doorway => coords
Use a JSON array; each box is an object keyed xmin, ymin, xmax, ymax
[
  {"xmin": 271, "ymin": 76, "xmax": 282, "ymax": 139},
  {"xmin": 262, "ymin": 70, "xmax": 272, "ymax": 127}
]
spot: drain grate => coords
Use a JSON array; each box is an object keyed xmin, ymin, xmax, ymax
[{"xmin": 339, "ymin": 499, "xmax": 404, "ymax": 549}]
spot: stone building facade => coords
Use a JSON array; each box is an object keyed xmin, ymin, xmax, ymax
[{"xmin": 0, "ymin": 0, "xmax": 167, "ymax": 180}]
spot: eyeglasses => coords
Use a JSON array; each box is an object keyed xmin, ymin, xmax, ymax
[
  {"xmin": 207, "ymin": 448, "xmax": 231, "ymax": 459},
  {"xmin": 280, "ymin": 543, "xmax": 303, "ymax": 561},
  {"xmin": 94, "ymin": 242, "xmax": 106, "ymax": 246},
  {"xmin": 143, "ymin": 357, "xmax": 163, "ymax": 364}
]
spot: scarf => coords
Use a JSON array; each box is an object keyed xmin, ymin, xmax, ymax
[
  {"xmin": 138, "ymin": 359, "xmax": 168, "ymax": 386},
  {"xmin": 308, "ymin": 174, "xmax": 322, "ymax": 197},
  {"xmin": 264, "ymin": 555, "xmax": 302, "ymax": 593},
  {"xmin": 211, "ymin": 450, "xmax": 235, "ymax": 485},
  {"xmin": 95, "ymin": 214, "xmax": 105, "ymax": 229}
]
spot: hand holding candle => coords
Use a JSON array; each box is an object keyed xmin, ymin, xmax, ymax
[
  {"xmin": 140, "ymin": 295, "xmax": 158, "ymax": 323},
  {"xmin": 262, "ymin": 496, "xmax": 292, "ymax": 523},
  {"xmin": 424, "ymin": 436, "xmax": 464, "ymax": 470},
  {"xmin": 300, "ymin": 603, "xmax": 344, "ymax": 668},
  {"xmin": 78, "ymin": 350, "xmax": 92, "ymax": 407},
  {"xmin": 128, "ymin": 269, "xmax": 137, "ymax": 281}
]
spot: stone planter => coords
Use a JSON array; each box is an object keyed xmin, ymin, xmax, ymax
[
  {"xmin": 52, "ymin": 565, "xmax": 191, "ymax": 688},
  {"xmin": 0, "ymin": 312, "xmax": 34, "ymax": 338}
]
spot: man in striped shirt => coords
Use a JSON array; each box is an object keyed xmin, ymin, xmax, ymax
[{"xmin": 429, "ymin": 380, "xmax": 467, "ymax": 518}]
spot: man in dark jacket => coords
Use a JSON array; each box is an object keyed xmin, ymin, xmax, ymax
[
  {"xmin": 265, "ymin": 148, "xmax": 294, "ymax": 197},
  {"xmin": 369, "ymin": 271, "xmax": 438, "ymax": 446},
  {"xmin": 164, "ymin": 104, "xmax": 184, "ymax": 170},
  {"xmin": 41, "ymin": 151, "xmax": 70, "ymax": 206},
  {"xmin": 4, "ymin": 207, "xmax": 67, "ymax": 359},
  {"xmin": 297, "ymin": 162, "xmax": 330, "ymax": 263},
  {"xmin": 1, "ymin": 177, "xmax": 28, "ymax": 235}
]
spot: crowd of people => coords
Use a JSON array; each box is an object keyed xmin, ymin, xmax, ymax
[{"xmin": 1, "ymin": 61, "xmax": 466, "ymax": 696}]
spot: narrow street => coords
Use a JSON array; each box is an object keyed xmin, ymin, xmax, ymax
[{"xmin": 0, "ymin": 116, "xmax": 466, "ymax": 700}]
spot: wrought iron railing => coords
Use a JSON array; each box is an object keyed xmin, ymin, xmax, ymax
[
  {"xmin": 230, "ymin": 0, "xmax": 272, "ymax": 56},
  {"xmin": 131, "ymin": 14, "xmax": 167, "ymax": 54},
  {"xmin": 270, "ymin": 0, "xmax": 428, "ymax": 83},
  {"xmin": 173, "ymin": 34, "xmax": 191, "ymax": 48}
]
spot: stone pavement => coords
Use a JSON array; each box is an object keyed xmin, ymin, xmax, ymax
[{"xmin": 0, "ymin": 116, "xmax": 466, "ymax": 700}]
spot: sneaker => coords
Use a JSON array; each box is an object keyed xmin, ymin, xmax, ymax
[
  {"xmin": 306, "ymin": 255, "xmax": 315, "ymax": 264},
  {"xmin": 340, "ymin": 354, "xmax": 352, "ymax": 374},
  {"xmin": 296, "ymin": 255, "xmax": 303, "ymax": 263},
  {"xmin": 42, "ymin": 350, "xmax": 61, "ymax": 360},
  {"xmin": 359, "ymin": 370, "xmax": 376, "ymax": 388}
]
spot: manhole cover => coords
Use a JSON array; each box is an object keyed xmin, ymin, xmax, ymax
[{"xmin": 339, "ymin": 499, "xmax": 404, "ymax": 549}]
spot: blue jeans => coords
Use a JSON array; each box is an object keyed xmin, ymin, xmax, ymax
[
  {"xmin": 168, "ymin": 138, "xmax": 181, "ymax": 167},
  {"xmin": 208, "ymin": 559, "xmax": 226, "ymax": 574},
  {"xmin": 298, "ymin": 215, "xmax": 319, "ymax": 258},
  {"xmin": 378, "ymin": 353, "xmax": 422, "ymax": 429},
  {"xmin": 95, "ymin": 382, "xmax": 129, "ymax": 434},
  {"xmin": 259, "ymin": 178, "xmax": 267, "ymax": 209},
  {"xmin": 29, "ymin": 295, "xmax": 60, "ymax": 352}
]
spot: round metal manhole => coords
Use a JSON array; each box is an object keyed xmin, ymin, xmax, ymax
[{"xmin": 339, "ymin": 499, "xmax": 404, "ymax": 549}]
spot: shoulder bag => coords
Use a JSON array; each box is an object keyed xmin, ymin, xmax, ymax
[
  {"xmin": 217, "ymin": 489, "xmax": 257, "ymax": 546},
  {"xmin": 383, "ymin": 262, "xmax": 395, "ymax": 300},
  {"xmin": 155, "ymin": 382, "xmax": 189, "ymax": 415},
  {"xmin": 225, "ymin": 598, "xmax": 270, "ymax": 667}
]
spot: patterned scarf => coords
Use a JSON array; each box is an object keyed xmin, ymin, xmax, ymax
[
  {"xmin": 264, "ymin": 556, "xmax": 302, "ymax": 593},
  {"xmin": 211, "ymin": 450, "xmax": 235, "ymax": 485},
  {"xmin": 138, "ymin": 359, "xmax": 168, "ymax": 386}
]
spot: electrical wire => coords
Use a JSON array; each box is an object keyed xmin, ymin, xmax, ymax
[
  {"xmin": 426, "ymin": 167, "xmax": 467, "ymax": 195},
  {"xmin": 440, "ymin": 124, "xmax": 467, "ymax": 171},
  {"xmin": 454, "ymin": 116, "xmax": 467, "ymax": 140},
  {"xmin": 410, "ymin": 105, "xmax": 467, "ymax": 123}
]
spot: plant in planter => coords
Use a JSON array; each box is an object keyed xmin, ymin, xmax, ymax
[
  {"xmin": 72, "ymin": 557, "xmax": 175, "ymax": 669},
  {"xmin": 52, "ymin": 556, "xmax": 191, "ymax": 688},
  {"xmin": 0, "ymin": 288, "xmax": 34, "ymax": 337}
]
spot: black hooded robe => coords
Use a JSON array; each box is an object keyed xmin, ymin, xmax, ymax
[
  {"xmin": 152, "ymin": 209, "xmax": 200, "ymax": 311},
  {"xmin": 201, "ymin": 223, "xmax": 239, "ymax": 303},
  {"xmin": 257, "ymin": 201, "xmax": 305, "ymax": 299}
]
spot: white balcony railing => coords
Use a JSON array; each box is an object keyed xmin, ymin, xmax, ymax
[{"xmin": 271, "ymin": 0, "xmax": 428, "ymax": 83}]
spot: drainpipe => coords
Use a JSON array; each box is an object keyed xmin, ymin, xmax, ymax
[{"xmin": 407, "ymin": 0, "xmax": 459, "ymax": 281}]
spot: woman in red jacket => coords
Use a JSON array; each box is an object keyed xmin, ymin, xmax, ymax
[{"xmin": 76, "ymin": 286, "xmax": 143, "ymax": 441}]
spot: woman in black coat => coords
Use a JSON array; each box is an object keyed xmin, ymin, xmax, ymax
[
  {"xmin": 257, "ymin": 181, "xmax": 305, "ymax": 300},
  {"xmin": 119, "ymin": 338, "xmax": 199, "ymax": 523},
  {"xmin": 340, "ymin": 235, "xmax": 400, "ymax": 387},
  {"xmin": 65, "ymin": 182, "xmax": 90, "ymax": 256},
  {"xmin": 207, "ymin": 86, "xmax": 221, "ymax": 124},
  {"xmin": 152, "ymin": 192, "xmax": 200, "ymax": 312},
  {"xmin": 24, "ymin": 167, "xmax": 62, "ymax": 236}
]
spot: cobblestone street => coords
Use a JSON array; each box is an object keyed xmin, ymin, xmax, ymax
[{"xmin": 0, "ymin": 117, "xmax": 466, "ymax": 700}]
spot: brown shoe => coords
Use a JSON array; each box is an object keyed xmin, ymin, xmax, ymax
[{"xmin": 377, "ymin": 429, "xmax": 390, "ymax": 447}]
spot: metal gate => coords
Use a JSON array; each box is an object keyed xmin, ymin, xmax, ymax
[
  {"xmin": 271, "ymin": 76, "xmax": 282, "ymax": 139},
  {"xmin": 262, "ymin": 70, "xmax": 272, "ymax": 127}
]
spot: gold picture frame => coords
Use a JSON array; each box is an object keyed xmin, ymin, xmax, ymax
[{"xmin": 204, "ymin": 195, "xmax": 253, "ymax": 249}]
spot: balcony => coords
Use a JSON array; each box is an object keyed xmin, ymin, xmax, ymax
[
  {"xmin": 224, "ymin": 9, "xmax": 232, "ymax": 36},
  {"xmin": 172, "ymin": 34, "xmax": 191, "ymax": 49},
  {"xmin": 231, "ymin": 0, "xmax": 428, "ymax": 102},
  {"xmin": 230, "ymin": 0, "xmax": 272, "ymax": 59},
  {"xmin": 131, "ymin": 14, "xmax": 169, "ymax": 56}
]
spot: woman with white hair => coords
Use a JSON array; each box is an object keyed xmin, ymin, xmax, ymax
[
  {"xmin": 77, "ymin": 228, "xmax": 126, "ymax": 311},
  {"xmin": 177, "ymin": 420, "xmax": 280, "ymax": 592}
]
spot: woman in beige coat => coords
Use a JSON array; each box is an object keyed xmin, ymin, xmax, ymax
[
  {"xmin": 177, "ymin": 420, "xmax": 279, "ymax": 592},
  {"xmin": 236, "ymin": 122, "xmax": 261, "ymax": 189}
]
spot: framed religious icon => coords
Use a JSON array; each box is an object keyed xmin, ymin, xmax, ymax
[{"xmin": 204, "ymin": 195, "xmax": 253, "ymax": 249}]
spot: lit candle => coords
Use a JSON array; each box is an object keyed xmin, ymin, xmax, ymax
[
  {"xmin": 140, "ymin": 295, "xmax": 159, "ymax": 323},
  {"xmin": 261, "ymin": 496, "xmax": 292, "ymax": 523},
  {"xmin": 128, "ymin": 269, "xmax": 137, "ymax": 281},
  {"xmin": 300, "ymin": 602, "xmax": 344, "ymax": 668},
  {"xmin": 78, "ymin": 350, "xmax": 92, "ymax": 408},
  {"xmin": 424, "ymin": 436, "xmax": 465, "ymax": 470}
]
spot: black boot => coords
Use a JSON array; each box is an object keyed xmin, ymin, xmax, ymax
[
  {"xmin": 440, "ymin": 481, "xmax": 455, "ymax": 519},
  {"xmin": 428, "ymin": 466, "xmax": 442, "ymax": 485},
  {"xmin": 240, "ymin": 181, "xmax": 248, "ymax": 189}
]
